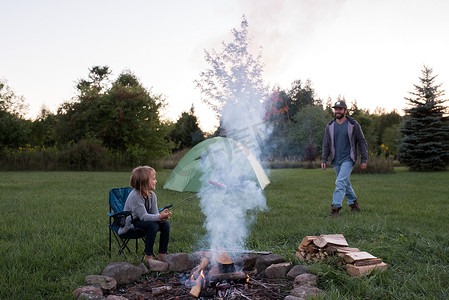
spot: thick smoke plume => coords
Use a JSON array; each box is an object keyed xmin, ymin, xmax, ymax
[{"xmin": 196, "ymin": 16, "xmax": 271, "ymax": 257}]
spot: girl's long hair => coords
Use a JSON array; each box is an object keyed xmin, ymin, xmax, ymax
[{"xmin": 129, "ymin": 166, "xmax": 155, "ymax": 198}]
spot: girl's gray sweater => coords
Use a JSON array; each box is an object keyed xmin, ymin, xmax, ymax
[{"xmin": 118, "ymin": 189, "xmax": 161, "ymax": 235}]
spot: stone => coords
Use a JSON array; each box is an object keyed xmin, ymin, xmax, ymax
[
  {"xmin": 106, "ymin": 296, "xmax": 128, "ymax": 300},
  {"xmin": 78, "ymin": 293, "xmax": 105, "ymax": 300},
  {"xmin": 102, "ymin": 262, "xmax": 147, "ymax": 285},
  {"xmin": 234, "ymin": 254, "xmax": 259, "ymax": 271},
  {"xmin": 73, "ymin": 285, "xmax": 103, "ymax": 299},
  {"xmin": 254, "ymin": 254, "xmax": 285, "ymax": 274},
  {"xmin": 265, "ymin": 262, "xmax": 292, "ymax": 279},
  {"xmin": 85, "ymin": 275, "xmax": 117, "ymax": 292},
  {"xmin": 164, "ymin": 253, "xmax": 194, "ymax": 272},
  {"xmin": 147, "ymin": 259, "xmax": 169, "ymax": 272},
  {"xmin": 152, "ymin": 286, "xmax": 172, "ymax": 296},
  {"xmin": 287, "ymin": 265, "xmax": 310, "ymax": 278},
  {"xmin": 294, "ymin": 273, "xmax": 318, "ymax": 287},
  {"xmin": 191, "ymin": 250, "xmax": 212, "ymax": 264},
  {"xmin": 290, "ymin": 285, "xmax": 323, "ymax": 298},
  {"xmin": 284, "ymin": 296, "xmax": 303, "ymax": 300}
]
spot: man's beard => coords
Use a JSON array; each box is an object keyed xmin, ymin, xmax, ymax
[{"xmin": 335, "ymin": 112, "xmax": 345, "ymax": 119}]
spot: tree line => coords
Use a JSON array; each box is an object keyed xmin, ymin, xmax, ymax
[
  {"xmin": 1, "ymin": 65, "xmax": 448, "ymax": 171},
  {"xmin": 0, "ymin": 67, "xmax": 204, "ymax": 170}
]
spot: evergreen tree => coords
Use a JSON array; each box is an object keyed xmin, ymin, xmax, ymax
[{"xmin": 398, "ymin": 66, "xmax": 449, "ymax": 171}]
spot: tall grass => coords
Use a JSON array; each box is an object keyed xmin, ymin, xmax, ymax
[{"xmin": 0, "ymin": 168, "xmax": 448, "ymax": 299}]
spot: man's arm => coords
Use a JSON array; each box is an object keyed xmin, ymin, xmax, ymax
[
  {"xmin": 321, "ymin": 125, "xmax": 331, "ymax": 170},
  {"xmin": 355, "ymin": 123, "xmax": 368, "ymax": 168}
]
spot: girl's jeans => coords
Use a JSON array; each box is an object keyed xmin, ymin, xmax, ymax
[
  {"xmin": 134, "ymin": 220, "xmax": 170, "ymax": 256},
  {"xmin": 332, "ymin": 160, "xmax": 357, "ymax": 208}
]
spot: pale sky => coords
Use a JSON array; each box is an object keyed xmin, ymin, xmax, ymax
[{"xmin": 2, "ymin": 0, "xmax": 449, "ymax": 132}]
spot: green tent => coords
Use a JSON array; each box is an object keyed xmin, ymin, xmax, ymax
[{"xmin": 163, "ymin": 137, "xmax": 270, "ymax": 192}]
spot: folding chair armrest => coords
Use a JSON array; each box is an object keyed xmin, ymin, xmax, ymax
[{"xmin": 107, "ymin": 211, "xmax": 132, "ymax": 217}]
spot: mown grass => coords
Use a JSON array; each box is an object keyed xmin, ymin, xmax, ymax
[{"xmin": 0, "ymin": 168, "xmax": 448, "ymax": 299}]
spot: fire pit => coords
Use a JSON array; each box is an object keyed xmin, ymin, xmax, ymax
[{"xmin": 106, "ymin": 251, "xmax": 295, "ymax": 299}]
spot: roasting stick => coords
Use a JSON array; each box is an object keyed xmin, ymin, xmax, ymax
[
  {"xmin": 158, "ymin": 179, "xmax": 227, "ymax": 212},
  {"xmin": 158, "ymin": 194, "xmax": 196, "ymax": 212}
]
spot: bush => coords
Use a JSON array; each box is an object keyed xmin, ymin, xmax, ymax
[
  {"xmin": 58, "ymin": 138, "xmax": 108, "ymax": 170},
  {"xmin": 0, "ymin": 145, "xmax": 61, "ymax": 171},
  {"xmin": 0, "ymin": 140, "xmax": 133, "ymax": 171},
  {"xmin": 352, "ymin": 154, "xmax": 395, "ymax": 174}
]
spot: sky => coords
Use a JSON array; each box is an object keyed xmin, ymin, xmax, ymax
[{"xmin": 2, "ymin": 0, "xmax": 449, "ymax": 132}]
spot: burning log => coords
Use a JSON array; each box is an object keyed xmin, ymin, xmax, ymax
[
  {"xmin": 216, "ymin": 252, "xmax": 234, "ymax": 273},
  {"xmin": 189, "ymin": 257, "xmax": 209, "ymax": 298}
]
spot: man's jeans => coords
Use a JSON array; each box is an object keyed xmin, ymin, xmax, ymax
[{"xmin": 332, "ymin": 160, "xmax": 357, "ymax": 208}]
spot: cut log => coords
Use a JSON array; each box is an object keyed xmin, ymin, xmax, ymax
[
  {"xmin": 300, "ymin": 236, "xmax": 317, "ymax": 247},
  {"xmin": 325, "ymin": 245, "xmax": 360, "ymax": 255},
  {"xmin": 216, "ymin": 252, "xmax": 233, "ymax": 265},
  {"xmin": 353, "ymin": 258, "xmax": 383, "ymax": 266},
  {"xmin": 295, "ymin": 251, "xmax": 305, "ymax": 261},
  {"xmin": 189, "ymin": 258, "xmax": 209, "ymax": 297},
  {"xmin": 208, "ymin": 264, "xmax": 247, "ymax": 281},
  {"xmin": 203, "ymin": 248, "xmax": 272, "ymax": 255},
  {"xmin": 306, "ymin": 244, "xmax": 319, "ymax": 253},
  {"xmin": 189, "ymin": 272, "xmax": 206, "ymax": 297},
  {"xmin": 346, "ymin": 262, "xmax": 388, "ymax": 277},
  {"xmin": 343, "ymin": 251, "xmax": 377, "ymax": 264},
  {"xmin": 313, "ymin": 234, "xmax": 348, "ymax": 248}
]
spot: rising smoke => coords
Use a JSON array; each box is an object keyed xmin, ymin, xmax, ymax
[{"xmin": 196, "ymin": 17, "xmax": 271, "ymax": 258}]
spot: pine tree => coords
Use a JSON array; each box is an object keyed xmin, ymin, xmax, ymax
[{"xmin": 398, "ymin": 66, "xmax": 449, "ymax": 171}]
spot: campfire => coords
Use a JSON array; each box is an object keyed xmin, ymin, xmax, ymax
[
  {"xmin": 84, "ymin": 249, "xmax": 320, "ymax": 299},
  {"xmin": 187, "ymin": 251, "xmax": 249, "ymax": 298}
]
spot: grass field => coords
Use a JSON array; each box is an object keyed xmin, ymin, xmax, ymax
[{"xmin": 1, "ymin": 168, "xmax": 448, "ymax": 299}]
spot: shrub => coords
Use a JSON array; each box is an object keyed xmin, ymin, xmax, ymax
[
  {"xmin": 0, "ymin": 140, "xmax": 134, "ymax": 171},
  {"xmin": 58, "ymin": 138, "xmax": 108, "ymax": 170},
  {"xmin": 352, "ymin": 154, "xmax": 395, "ymax": 174},
  {"xmin": 0, "ymin": 145, "xmax": 61, "ymax": 171}
]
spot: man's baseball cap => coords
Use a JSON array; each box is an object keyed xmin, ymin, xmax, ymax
[{"xmin": 332, "ymin": 101, "xmax": 347, "ymax": 109}]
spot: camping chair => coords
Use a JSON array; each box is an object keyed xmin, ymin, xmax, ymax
[{"xmin": 108, "ymin": 187, "xmax": 146, "ymax": 258}]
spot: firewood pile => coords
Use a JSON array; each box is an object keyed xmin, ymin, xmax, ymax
[{"xmin": 296, "ymin": 234, "xmax": 388, "ymax": 277}]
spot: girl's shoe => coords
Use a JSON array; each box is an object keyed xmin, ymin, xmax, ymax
[{"xmin": 143, "ymin": 254, "xmax": 154, "ymax": 266}]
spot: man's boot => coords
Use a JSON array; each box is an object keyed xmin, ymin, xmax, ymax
[
  {"xmin": 349, "ymin": 199, "xmax": 361, "ymax": 212},
  {"xmin": 329, "ymin": 206, "xmax": 341, "ymax": 217}
]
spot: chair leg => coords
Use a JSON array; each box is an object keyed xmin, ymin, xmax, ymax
[
  {"xmin": 110, "ymin": 230, "xmax": 132, "ymax": 259},
  {"xmin": 119, "ymin": 239, "xmax": 130, "ymax": 259},
  {"xmin": 109, "ymin": 227, "xmax": 112, "ymax": 257}
]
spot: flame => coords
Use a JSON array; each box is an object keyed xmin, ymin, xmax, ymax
[
  {"xmin": 199, "ymin": 270, "xmax": 206, "ymax": 287},
  {"xmin": 246, "ymin": 273, "xmax": 249, "ymax": 283},
  {"xmin": 190, "ymin": 274, "xmax": 195, "ymax": 282}
]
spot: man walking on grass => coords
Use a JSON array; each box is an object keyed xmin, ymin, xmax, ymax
[{"xmin": 321, "ymin": 101, "xmax": 368, "ymax": 217}]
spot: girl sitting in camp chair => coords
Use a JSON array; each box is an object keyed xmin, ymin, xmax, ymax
[{"xmin": 120, "ymin": 166, "xmax": 171, "ymax": 264}]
